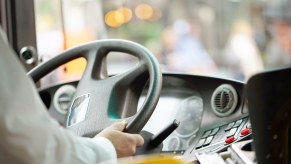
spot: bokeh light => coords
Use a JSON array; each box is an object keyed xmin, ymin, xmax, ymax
[
  {"xmin": 118, "ymin": 7, "xmax": 133, "ymax": 23},
  {"xmin": 135, "ymin": 4, "xmax": 154, "ymax": 20},
  {"xmin": 149, "ymin": 7, "xmax": 162, "ymax": 21},
  {"xmin": 105, "ymin": 10, "xmax": 125, "ymax": 28}
]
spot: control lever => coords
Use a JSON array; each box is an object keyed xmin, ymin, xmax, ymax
[{"xmin": 136, "ymin": 119, "xmax": 180, "ymax": 155}]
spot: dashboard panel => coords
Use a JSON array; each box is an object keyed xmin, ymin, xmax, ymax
[
  {"xmin": 140, "ymin": 74, "xmax": 248, "ymax": 156},
  {"xmin": 38, "ymin": 73, "xmax": 250, "ymax": 159}
]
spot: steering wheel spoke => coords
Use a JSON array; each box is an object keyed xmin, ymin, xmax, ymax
[{"xmin": 110, "ymin": 62, "xmax": 147, "ymax": 86}]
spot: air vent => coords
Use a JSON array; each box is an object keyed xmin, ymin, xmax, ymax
[
  {"xmin": 211, "ymin": 84, "xmax": 238, "ymax": 117},
  {"xmin": 58, "ymin": 93, "xmax": 72, "ymax": 110},
  {"xmin": 214, "ymin": 90, "xmax": 231, "ymax": 110},
  {"xmin": 53, "ymin": 85, "xmax": 76, "ymax": 115}
]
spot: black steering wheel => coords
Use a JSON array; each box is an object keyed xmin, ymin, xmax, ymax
[{"xmin": 28, "ymin": 39, "xmax": 162, "ymax": 137}]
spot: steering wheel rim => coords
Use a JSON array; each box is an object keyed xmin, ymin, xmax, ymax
[{"xmin": 28, "ymin": 39, "xmax": 162, "ymax": 136}]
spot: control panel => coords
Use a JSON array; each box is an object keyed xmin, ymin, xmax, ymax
[{"xmin": 183, "ymin": 117, "xmax": 252, "ymax": 162}]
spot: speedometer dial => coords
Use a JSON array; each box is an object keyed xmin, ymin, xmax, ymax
[{"xmin": 174, "ymin": 96, "xmax": 203, "ymax": 138}]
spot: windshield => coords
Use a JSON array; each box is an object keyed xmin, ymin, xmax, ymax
[{"xmin": 34, "ymin": 0, "xmax": 291, "ymax": 86}]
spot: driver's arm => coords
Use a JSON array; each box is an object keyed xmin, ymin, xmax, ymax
[{"xmin": 0, "ymin": 29, "xmax": 143, "ymax": 163}]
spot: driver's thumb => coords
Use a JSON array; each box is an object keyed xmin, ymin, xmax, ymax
[{"xmin": 111, "ymin": 120, "xmax": 127, "ymax": 131}]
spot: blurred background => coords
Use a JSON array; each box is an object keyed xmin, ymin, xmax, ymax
[{"xmin": 34, "ymin": 0, "xmax": 291, "ymax": 86}]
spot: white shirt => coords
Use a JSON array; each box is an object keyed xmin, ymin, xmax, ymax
[{"xmin": 0, "ymin": 28, "xmax": 117, "ymax": 164}]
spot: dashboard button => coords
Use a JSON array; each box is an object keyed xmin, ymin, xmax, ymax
[
  {"xmin": 227, "ymin": 128, "xmax": 237, "ymax": 137},
  {"xmin": 225, "ymin": 136, "xmax": 235, "ymax": 144},
  {"xmin": 209, "ymin": 127, "xmax": 220, "ymax": 136},
  {"xmin": 240, "ymin": 128, "xmax": 251, "ymax": 136},
  {"xmin": 203, "ymin": 136, "xmax": 214, "ymax": 146},
  {"xmin": 233, "ymin": 119, "xmax": 243, "ymax": 128},
  {"xmin": 201, "ymin": 130, "xmax": 211, "ymax": 138},
  {"xmin": 196, "ymin": 138, "xmax": 206, "ymax": 149},
  {"xmin": 224, "ymin": 122, "xmax": 235, "ymax": 131}
]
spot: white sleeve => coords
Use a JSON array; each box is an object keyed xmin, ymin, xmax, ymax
[{"xmin": 0, "ymin": 29, "xmax": 117, "ymax": 164}]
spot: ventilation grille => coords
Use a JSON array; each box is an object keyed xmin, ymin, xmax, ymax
[
  {"xmin": 211, "ymin": 84, "xmax": 238, "ymax": 117},
  {"xmin": 53, "ymin": 85, "xmax": 76, "ymax": 115},
  {"xmin": 58, "ymin": 93, "xmax": 73, "ymax": 111},
  {"xmin": 214, "ymin": 89, "xmax": 233, "ymax": 112}
]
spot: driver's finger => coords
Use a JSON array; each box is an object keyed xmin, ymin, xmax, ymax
[
  {"xmin": 132, "ymin": 134, "xmax": 144, "ymax": 147},
  {"xmin": 110, "ymin": 121, "xmax": 127, "ymax": 131}
]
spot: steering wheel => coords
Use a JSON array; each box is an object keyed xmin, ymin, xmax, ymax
[{"xmin": 28, "ymin": 39, "xmax": 162, "ymax": 137}]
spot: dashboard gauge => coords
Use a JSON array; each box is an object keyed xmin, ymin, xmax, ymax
[
  {"xmin": 167, "ymin": 136, "xmax": 181, "ymax": 151},
  {"xmin": 174, "ymin": 96, "xmax": 203, "ymax": 138}
]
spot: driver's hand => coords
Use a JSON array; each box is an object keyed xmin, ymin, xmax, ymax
[{"xmin": 96, "ymin": 121, "xmax": 144, "ymax": 157}]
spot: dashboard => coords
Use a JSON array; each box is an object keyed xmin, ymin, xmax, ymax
[
  {"xmin": 38, "ymin": 73, "xmax": 250, "ymax": 161},
  {"xmin": 141, "ymin": 74, "xmax": 250, "ymax": 158}
]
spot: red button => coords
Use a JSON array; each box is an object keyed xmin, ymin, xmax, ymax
[
  {"xmin": 225, "ymin": 136, "xmax": 235, "ymax": 144},
  {"xmin": 240, "ymin": 128, "xmax": 251, "ymax": 136}
]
